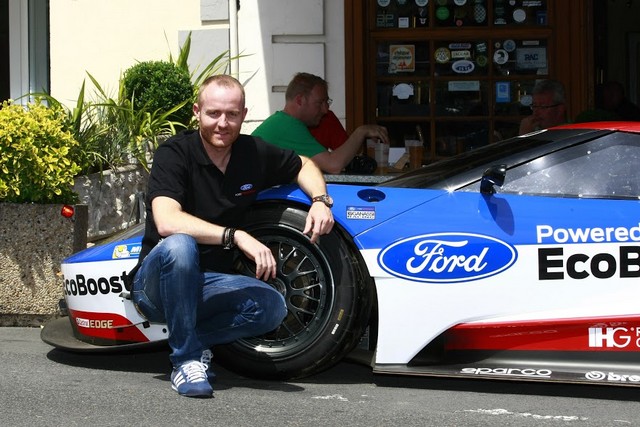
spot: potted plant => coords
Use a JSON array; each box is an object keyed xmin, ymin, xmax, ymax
[{"xmin": 0, "ymin": 99, "xmax": 88, "ymax": 326}]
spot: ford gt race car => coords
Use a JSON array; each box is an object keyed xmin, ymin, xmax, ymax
[{"xmin": 43, "ymin": 122, "xmax": 640, "ymax": 387}]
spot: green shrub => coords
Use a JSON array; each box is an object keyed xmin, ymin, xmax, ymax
[
  {"xmin": 122, "ymin": 60, "xmax": 194, "ymax": 126},
  {"xmin": 0, "ymin": 100, "xmax": 81, "ymax": 204}
]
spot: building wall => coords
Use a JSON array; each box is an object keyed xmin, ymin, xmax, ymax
[{"xmin": 48, "ymin": 0, "xmax": 347, "ymax": 130}]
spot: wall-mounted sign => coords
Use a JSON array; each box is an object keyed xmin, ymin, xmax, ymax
[
  {"xmin": 451, "ymin": 59, "xmax": 475, "ymax": 74},
  {"xmin": 516, "ymin": 47, "xmax": 547, "ymax": 70},
  {"xmin": 496, "ymin": 81, "xmax": 511, "ymax": 103},
  {"xmin": 389, "ymin": 45, "xmax": 415, "ymax": 73},
  {"xmin": 449, "ymin": 80, "xmax": 480, "ymax": 92}
]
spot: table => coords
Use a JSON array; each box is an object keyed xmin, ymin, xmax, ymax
[{"xmin": 324, "ymin": 169, "xmax": 401, "ymax": 185}]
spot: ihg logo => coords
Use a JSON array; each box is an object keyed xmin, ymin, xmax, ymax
[{"xmin": 588, "ymin": 326, "xmax": 639, "ymax": 348}]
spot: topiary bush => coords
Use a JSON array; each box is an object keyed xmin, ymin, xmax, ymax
[
  {"xmin": 0, "ymin": 100, "xmax": 81, "ymax": 204},
  {"xmin": 121, "ymin": 60, "xmax": 194, "ymax": 126}
]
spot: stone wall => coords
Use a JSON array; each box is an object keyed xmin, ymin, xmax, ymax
[
  {"xmin": 0, "ymin": 165, "xmax": 147, "ymax": 326},
  {"xmin": 0, "ymin": 203, "xmax": 88, "ymax": 326},
  {"xmin": 74, "ymin": 164, "xmax": 149, "ymax": 241}
]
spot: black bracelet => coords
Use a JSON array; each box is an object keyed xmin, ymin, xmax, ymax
[
  {"xmin": 222, "ymin": 227, "xmax": 229, "ymax": 248},
  {"xmin": 223, "ymin": 227, "xmax": 237, "ymax": 250}
]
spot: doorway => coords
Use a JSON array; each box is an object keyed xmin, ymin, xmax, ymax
[{"xmin": 593, "ymin": 0, "xmax": 640, "ymax": 105}]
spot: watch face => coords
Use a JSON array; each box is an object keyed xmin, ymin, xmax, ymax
[
  {"xmin": 313, "ymin": 195, "xmax": 333, "ymax": 207},
  {"xmin": 321, "ymin": 195, "xmax": 334, "ymax": 207}
]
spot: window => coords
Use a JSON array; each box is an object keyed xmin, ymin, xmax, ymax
[
  {"xmin": 500, "ymin": 133, "xmax": 640, "ymax": 199},
  {"xmin": 363, "ymin": 0, "xmax": 553, "ymax": 165}
]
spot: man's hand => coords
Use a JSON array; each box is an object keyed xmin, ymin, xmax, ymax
[
  {"xmin": 234, "ymin": 230, "xmax": 277, "ymax": 281},
  {"xmin": 356, "ymin": 124, "xmax": 390, "ymax": 145},
  {"xmin": 519, "ymin": 115, "xmax": 541, "ymax": 135},
  {"xmin": 303, "ymin": 202, "xmax": 334, "ymax": 244}
]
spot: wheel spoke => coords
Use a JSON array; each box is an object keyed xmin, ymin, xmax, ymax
[{"xmin": 232, "ymin": 230, "xmax": 333, "ymax": 354}]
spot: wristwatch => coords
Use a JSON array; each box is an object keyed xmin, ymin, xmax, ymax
[{"xmin": 311, "ymin": 194, "xmax": 334, "ymax": 208}]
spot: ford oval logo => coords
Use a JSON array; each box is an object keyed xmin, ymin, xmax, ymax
[
  {"xmin": 451, "ymin": 59, "xmax": 475, "ymax": 74},
  {"xmin": 240, "ymin": 184, "xmax": 253, "ymax": 191},
  {"xmin": 378, "ymin": 233, "xmax": 517, "ymax": 283}
]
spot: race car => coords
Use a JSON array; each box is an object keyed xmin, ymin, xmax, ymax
[{"xmin": 42, "ymin": 121, "xmax": 640, "ymax": 387}]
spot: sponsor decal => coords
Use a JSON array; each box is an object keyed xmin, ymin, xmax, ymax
[
  {"xmin": 536, "ymin": 224, "xmax": 640, "ymax": 244},
  {"xmin": 64, "ymin": 272, "xmax": 127, "ymax": 296},
  {"xmin": 448, "ymin": 80, "xmax": 480, "ymax": 92},
  {"xmin": 434, "ymin": 47, "xmax": 451, "ymax": 64},
  {"xmin": 512, "ymin": 8, "xmax": 526, "ymax": 23},
  {"xmin": 451, "ymin": 59, "xmax": 475, "ymax": 74},
  {"xmin": 588, "ymin": 326, "xmax": 640, "ymax": 349},
  {"xmin": 451, "ymin": 50, "xmax": 471, "ymax": 59},
  {"xmin": 538, "ymin": 246, "xmax": 640, "ymax": 280},
  {"xmin": 537, "ymin": 224, "xmax": 640, "ymax": 281},
  {"xmin": 378, "ymin": 232, "xmax": 517, "ymax": 283},
  {"xmin": 473, "ymin": 4, "xmax": 486, "ymax": 23},
  {"xmin": 346, "ymin": 206, "xmax": 375, "ymax": 220},
  {"xmin": 585, "ymin": 371, "xmax": 640, "ymax": 383},
  {"xmin": 449, "ymin": 42, "xmax": 472, "ymax": 50},
  {"xmin": 435, "ymin": 6, "xmax": 450, "ymax": 21},
  {"xmin": 493, "ymin": 49, "xmax": 508, "ymax": 65},
  {"xmin": 112, "ymin": 244, "xmax": 141, "ymax": 259},
  {"xmin": 516, "ymin": 47, "xmax": 547, "ymax": 70},
  {"xmin": 496, "ymin": 81, "xmax": 511, "ymax": 103},
  {"xmin": 503, "ymin": 39, "xmax": 516, "ymax": 52},
  {"xmin": 389, "ymin": 45, "xmax": 415, "ymax": 72},
  {"xmin": 75, "ymin": 317, "xmax": 114, "ymax": 329},
  {"xmin": 461, "ymin": 367, "xmax": 552, "ymax": 378}
]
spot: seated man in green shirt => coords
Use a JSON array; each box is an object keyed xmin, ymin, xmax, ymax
[{"xmin": 252, "ymin": 72, "xmax": 389, "ymax": 174}]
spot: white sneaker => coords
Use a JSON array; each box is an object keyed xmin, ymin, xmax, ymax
[
  {"xmin": 200, "ymin": 349, "xmax": 216, "ymax": 382},
  {"xmin": 170, "ymin": 360, "xmax": 212, "ymax": 397}
]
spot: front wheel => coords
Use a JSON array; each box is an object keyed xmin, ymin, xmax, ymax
[{"xmin": 214, "ymin": 203, "xmax": 373, "ymax": 380}]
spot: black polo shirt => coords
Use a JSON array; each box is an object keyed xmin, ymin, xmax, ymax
[{"xmin": 138, "ymin": 129, "xmax": 302, "ymax": 273}]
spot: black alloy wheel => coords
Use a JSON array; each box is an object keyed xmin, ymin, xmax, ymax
[{"xmin": 214, "ymin": 203, "xmax": 373, "ymax": 380}]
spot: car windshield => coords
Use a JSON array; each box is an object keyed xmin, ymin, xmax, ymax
[
  {"xmin": 487, "ymin": 131, "xmax": 640, "ymax": 199},
  {"xmin": 378, "ymin": 128, "xmax": 607, "ymax": 190}
]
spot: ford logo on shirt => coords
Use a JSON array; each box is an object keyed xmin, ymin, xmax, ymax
[{"xmin": 378, "ymin": 232, "xmax": 517, "ymax": 283}]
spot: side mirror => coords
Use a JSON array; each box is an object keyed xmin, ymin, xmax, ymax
[{"xmin": 480, "ymin": 164, "xmax": 507, "ymax": 195}]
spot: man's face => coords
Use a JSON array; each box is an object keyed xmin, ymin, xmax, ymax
[
  {"xmin": 531, "ymin": 91, "xmax": 566, "ymax": 129},
  {"xmin": 193, "ymin": 83, "xmax": 247, "ymax": 149},
  {"xmin": 299, "ymin": 84, "xmax": 330, "ymax": 127}
]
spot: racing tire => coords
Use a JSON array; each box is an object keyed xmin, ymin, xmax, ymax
[{"xmin": 214, "ymin": 203, "xmax": 373, "ymax": 380}]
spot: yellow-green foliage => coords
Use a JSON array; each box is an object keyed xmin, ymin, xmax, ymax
[{"xmin": 0, "ymin": 100, "xmax": 81, "ymax": 203}]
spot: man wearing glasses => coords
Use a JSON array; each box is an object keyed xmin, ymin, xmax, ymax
[
  {"xmin": 519, "ymin": 79, "xmax": 568, "ymax": 135},
  {"xmin": 253, "ymin": 72, "xmax": 389, "ymax": 174}
]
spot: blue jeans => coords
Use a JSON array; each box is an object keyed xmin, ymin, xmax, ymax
[{"xmin": 132, "ymin": 234, "xmax": 287, "ymax": 367}]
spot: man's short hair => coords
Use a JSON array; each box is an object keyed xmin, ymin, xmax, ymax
[
  {"xmin": 285, "ymin": 72, "xmax": 328, "ymax": 101},
  {"xmin": 197, "ymin": 74, "xmax": 246, "ymax": 107},
  {"xmin": 532, "ymin": 79, "xmax": 566, "ymax": 104}
]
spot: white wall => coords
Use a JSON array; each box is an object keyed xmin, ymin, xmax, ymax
[
  {"xmin": 238, "ymin": 0, "xmax": 346, "ymax": 132},
  {"xmin": 48, "ymin": 0, "xmax": 347, "ymax": 131},
  {"xmin": 50, "ymin": 0, "xmax": 204, "ymax": 104}
]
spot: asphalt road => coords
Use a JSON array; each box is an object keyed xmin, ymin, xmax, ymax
[{"xmin": 2, "ymin": 326, "xmax": 640, "ymax": 426}]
